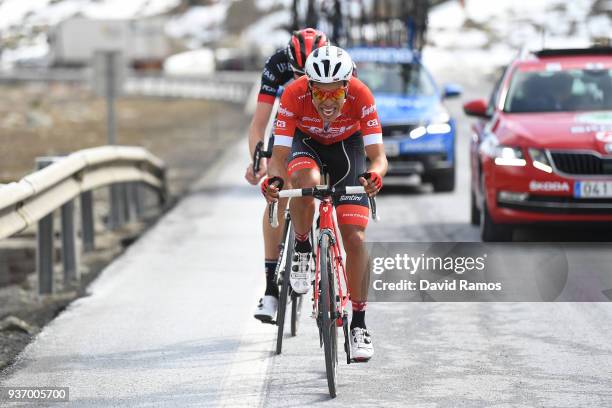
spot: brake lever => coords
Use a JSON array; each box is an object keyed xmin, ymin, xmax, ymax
[
  {"xmin": 269, "ymin": 201, "xmax": 279, "ymax": 228},
  {"xmin": 368, "ymin": 196, "xmax": 380, "ymax": 222},
  {"xmin": 252, "ymin": 141, "xmax": 264, "ymax": 173}
]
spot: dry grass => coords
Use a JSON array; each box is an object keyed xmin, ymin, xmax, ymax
[{"xmin": 0, "ymin": 82, "xmax": 247, "ymax": 194}]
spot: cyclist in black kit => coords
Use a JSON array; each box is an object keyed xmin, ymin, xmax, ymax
[{"xmin": 246, "ymin": 28, "xmax": 329, "ymax": 322}]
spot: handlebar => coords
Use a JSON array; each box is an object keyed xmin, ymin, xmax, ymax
[{"xmin": 269, "ymin": 185, "xmax": 380, "ymax": 228}]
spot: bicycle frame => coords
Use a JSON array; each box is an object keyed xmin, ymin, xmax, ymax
[
  {"xmin": 269, "ymin": 184, "xmax": 379, "ymax": 396},
  {"xmin": 313, "ymin": 197, "xmax": 350, "ymax": 327}
]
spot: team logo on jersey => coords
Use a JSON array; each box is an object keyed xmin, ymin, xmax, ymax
[
  {"xmin": 304, "ymin": 124, "xmax": 354, "ymax": 138},
  {"xmin": 339, "ymin": 195, "xmax": 362, "ymax": 202},
  {"xmin": 361, "ymin": 104, "xmax": 376, "ymax": 118},
  {"xmin": 278, "ymin": 106, "xmax": 294, "ymax": 117},
  {"xmin": 262, "ymin": 69, "xmax": 276, "ymax": 82}
]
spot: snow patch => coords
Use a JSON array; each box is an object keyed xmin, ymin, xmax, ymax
[
  {"xmin": 163, "ymin": 48, "xmax": 215, "ymax": 76},
  {"xmin": 240, "ymin": 10, "xmax": 291, "ymax": 56},
  {"xmin": 425, "ymin": 0, "xmax": 612, "ymax": 76},
  {"xmin": 166, "ymin": 4, "xmax": 229, "ymax": 47}
]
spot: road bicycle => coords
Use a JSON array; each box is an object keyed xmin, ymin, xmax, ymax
[
  {"xmin": 253, "ymin": 139, "xmax": 304, "ymax": 354},
  {"xmin": 269, "ymin": 179, "xmax": 379, "ymax": 398}
]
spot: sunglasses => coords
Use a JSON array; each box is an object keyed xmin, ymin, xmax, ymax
[{"xmin": 310, "ymin": 85, "xmax": 347, "ymax": 102}]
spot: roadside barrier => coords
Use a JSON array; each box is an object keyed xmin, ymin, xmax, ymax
[
  {"xmin": 0, "ymin": 146, "xmax": 167, "ymax": 294},
  {"xmin": 0, "ymin": 68, "xmax": 259, "ymax": 105}
]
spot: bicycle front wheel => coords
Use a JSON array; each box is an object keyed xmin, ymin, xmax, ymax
[{"xmin": 319, "ymin": 233, "xmax": 338, "ymax": 398}]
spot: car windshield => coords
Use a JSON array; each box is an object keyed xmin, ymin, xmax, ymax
[
  {"xmin": 355, "ymin": 62, "xmax": 436, "ymax": 96},
  {"xmin": 504, "ymin": 68, "xmax": 612, "ymax": 113}
]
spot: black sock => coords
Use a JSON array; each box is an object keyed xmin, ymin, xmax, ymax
[
  {"xmin": 264, "ymin": 260, "xmax": 278, "ymax": 297},
  {"xmin": 294, "ymin": 231, "xmax": 312, "ymax": 253},
  {"xmin": 351, "ymin": 311, "xmax": 366, "ymax": 330}
]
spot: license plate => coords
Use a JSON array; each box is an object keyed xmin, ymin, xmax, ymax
[
  {"xmin": 384, "ymin": 140, "xmax": 400, "ymax": 157},
  {"xmin": 574, "ymin": 181, "xmax": 612, "ymax": 198}
]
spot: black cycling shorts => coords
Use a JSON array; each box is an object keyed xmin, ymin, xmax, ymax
[{"xmin": 287, "ymin": 129, "xmax": 369, "ymax": 227}]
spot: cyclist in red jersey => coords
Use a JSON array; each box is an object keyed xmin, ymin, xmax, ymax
[
  {"xmin": 262, "ymin": 45, "xmax": 388, "ymax": 361},
  {"xmin": 246, "ymin": 29, "xmax": 328, "ymax": 323}
]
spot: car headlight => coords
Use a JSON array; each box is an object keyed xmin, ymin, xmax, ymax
[
  {"xmin": 410, "ymin": 123, "xmax": 451, "ymax": 138},
  {"xmin": 426, "ymin": 108, "xmax": 451, "ymax": 134},
  {"xmin": 493, "ymin": 146, "xmax": 526, "ymax": 167},
  {"xmin": 528, "ymin": 148, "xmax": 553, "ymax": 173},
  {"xmin": 426, "ymin": 123, "xmax": 452, "ymax": 134},
  {"xmin": 410, "ymin": 109, "xmax": 452, "ymax": 138},
  {"xmin": 409, "ymin": 126, "xmax": 427, "ymax": 139}
]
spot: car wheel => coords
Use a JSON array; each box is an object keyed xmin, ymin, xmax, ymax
[
  {"xmin": 470, "ymin": 191, "xmax": 480, "ymax": 226},
  {"xmin": 432, "ymin": 169, "xmax": 455, "ymax": 192},
  {"xmin": 480, "ymin": 199, "xmax": 513, "ymax": 242}
]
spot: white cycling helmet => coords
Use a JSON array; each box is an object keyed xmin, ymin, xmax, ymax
[{"xmin": 305, "ymin": 45, "xmax": 353, "ymax": 84}]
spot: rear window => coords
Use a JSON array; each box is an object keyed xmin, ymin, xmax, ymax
[{"xmin": 504, "ymin": 68, "xmax": 612, "ymax": 113}]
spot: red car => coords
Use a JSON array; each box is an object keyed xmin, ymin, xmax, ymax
[{"xmin": 464, "ymin": 47, "xmax": 612, "ymax": 241}]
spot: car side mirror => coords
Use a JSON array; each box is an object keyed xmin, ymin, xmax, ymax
[
  {"xmin": 463, "ymin": 99, "xmax": 491, "ymax": 118},
  {"xmin": 443, "ymin": 83, "xmax": 462, "ymax": 98}
]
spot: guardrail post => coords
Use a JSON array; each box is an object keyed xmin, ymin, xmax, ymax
[
  {"xmin": 126, "ymin": 182, "xmax": 141, "ymax": 220},
  {"xmin": 109, "ymin": 184, "xmax": 124, "ymax": 229},
  {"xmin": 159, "ymin": 169, "xmax": 168, "ymax": 207},
  {"xmin": 135, "ymin": 183, "xmax": 144, "ymax": 217},
  {"xmin": 80, "ymin": 191, "xmax": 95, "ymax": 251},
  {"xmin": 60, "ymin": 199, "xmax": 79, "ymax": 285},
  {"xmin": 117, "ymin": 184, "xmax": 128, "ymax": 222},
  {"xmin": 36, "ymin": 158, "xmax": 56, "ymax": 295}
]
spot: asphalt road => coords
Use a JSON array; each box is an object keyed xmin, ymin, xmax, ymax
[{"xmin": 2, "ymin": 68, "xmax": 612, "ymax": 407}]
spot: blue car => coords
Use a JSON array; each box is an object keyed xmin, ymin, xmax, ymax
[{"xmin": 348, "ymin": 47, "xmax": 462, "ymax": 192}]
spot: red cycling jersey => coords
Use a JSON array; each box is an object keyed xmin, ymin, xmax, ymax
[{"xmin": 273, "ymin": 76, "xmax": 383, "ymax": 147}]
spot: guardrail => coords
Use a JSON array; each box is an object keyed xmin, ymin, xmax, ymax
[
  {"xmin": 0, "ymin": 146, "xmax": 167, "ymax": 295},
  {"xmin": 0, "ymin": 67, "xmax": 87, "ymax": 83},
  {"xmin": 124, "ymin": 72, "xmax": 258, "ymax": 103},
  {"xmin": 0, "ymin": 68, "xmax": 260, "ymax": 104}
]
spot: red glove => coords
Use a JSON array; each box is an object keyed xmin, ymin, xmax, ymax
[
  {"xmin": 360, "ymin": 171, "xmax": 383, "ymax": 190},
  {"xmin": 261, "ymin": 176, "xmax": 284, "ymax": 197}
]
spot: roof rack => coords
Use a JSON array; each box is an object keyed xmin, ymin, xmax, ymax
[{"xmin": 534, "ymin": 47, "xmax": 612, "ymax": 58}]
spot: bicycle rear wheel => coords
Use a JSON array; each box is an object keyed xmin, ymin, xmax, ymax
[
  {"xmin": 319, "ymin": 233, "xmax": 338, "ymax": 398},
  {"xmin": 276, "ymin": 223, "xmax": 294, "ymax": 355}
]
